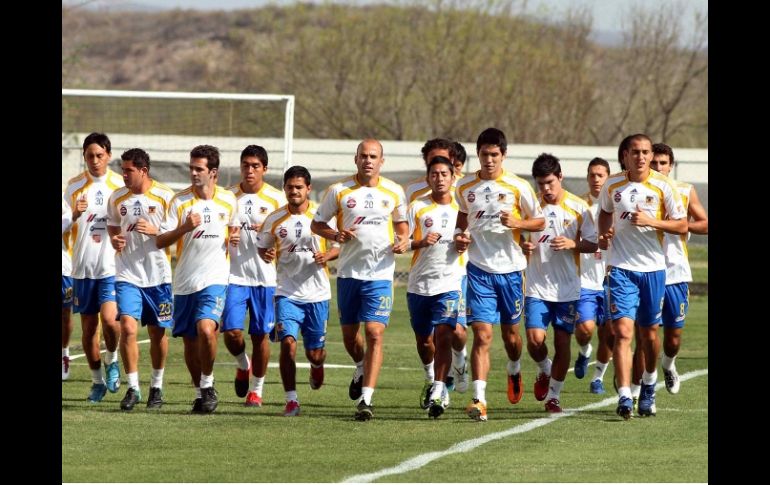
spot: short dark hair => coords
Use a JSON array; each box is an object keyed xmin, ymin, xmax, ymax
[
  {"xmin": 532, "ymin": 153, "xmax": 561, "ymax": 178},
  {"xmin": 652, "ymin": 143, "xmax": 675, "ymax": 166},
  {"xmin": 121, "ymin": 148, "xmax": 150, "ymax": 170},
  {"xmin": 283, "ymin": 165, "xmax": 311, "ymax": 186},
  {"xmin": 587, "ymin": 157, "xmax": 610, "ymax": 174},
  {"xmin": 420, "ymin": 138, "xmax": 456, "ymax": 163},
  {"xmin": 617, "ymin": 135, "xmax": 634, "ymax": 170},
  {"xmin": 190, "ymin": 145, "xmax": 220, "ymax": 171},
  {"xmin": 83, "ymin": 132, "xmax": 111, "ymax": 154},
  {"xmin": 241, "ymin": 145, "xmax": 269, "ymax": 168},
  {"xmin": 453, "ymin": 141, "xmax": 467, "ymax": 164},
  {"xmin": 476, "ymin": 127, "xmax": 507, "ymax": 154},
  {"xmin": 426, "ymin": 155, "xmax": 454, "ymax": 174}
]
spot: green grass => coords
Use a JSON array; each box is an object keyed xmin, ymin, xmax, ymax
[{"xmin": 62, "ymin": 277, "xmax": 707, "ymax": 482}]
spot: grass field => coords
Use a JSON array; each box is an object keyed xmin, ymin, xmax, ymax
[{"xmin": 62, "ymin": 252, "xmax": 708, "ymax": 482}]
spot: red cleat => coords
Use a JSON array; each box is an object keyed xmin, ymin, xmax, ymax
[{"xmin": 534, "ymin": 372, "xmax": 550, "ymax": 401}]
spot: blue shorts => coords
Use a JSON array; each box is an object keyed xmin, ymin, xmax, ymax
[
  {"xmin": 576, "ymin": 288, "xmax": 605, "ymax": 325},
  {"xmin": 73, "ymin": 276, "xmax": 116, "ymax": 315},
  {"xmin": 465, "ymin": 263, "xmax": 523, "ymax": 325},
  {"xmin": 524, "ymin": 297, "xmax": 577, "ymax": 334},
  {"xmin": 337, "ymin": 278, "xmax": 393, "ymax": 325},
  {"xmin": 172, "ymin": 285, "xmax": 227, "ymax": 338},
  {"xmin": 607, "ymin": 267, "xmax": 665, "ymax": 327},
  {"xmin": 406, "ymin": 290, "xmax": 461, "ymax": 337},
  {"xmin": 457, "ymin": 275, "xmax": 468, "ymax": 327},
  {"xmin": 115, "ymin": 282, "xmax": 173, "ymax": 328},
  {"xmin": 62, "ymin": 276, "xmax": 73, "ymax": 309},
  {"xmin": 272, "ymin": 297, "xmax": 329, "ymax": 350},
  {"xmin": 220, "ymin": 284, "xmax": 276, "ymax": 335},
  {"xmin": 662, "ymin": 282, "xmax": 689, "ymax": 329}
]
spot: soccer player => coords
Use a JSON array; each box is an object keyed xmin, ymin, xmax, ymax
[
  {"xmin": 62, "ymin": 197, "xmax": 74, "ymax": 381},
  {"xmin": 598, "ymin": 134, "xmax": 687, "ymax": 419},
  {"xmin": 520, "ymin": 154, "xmax": 598, "ymax": 413},
  {"xmin": 64, "ymin": 132, "xmax": 124, "ymax": 402},
  {"xmin": 406, "ymin": 156, "xmax": 464, "ymax": 418},
  {"xmin": 573, "ymin": 158, "xmax": 615, "ymax": 394},
  {"xmin": 222, "ymin": 145, "xmax": 286, "ymax": 407},
  {"xmin": 453, "ymin": 127, "xmax": 545, "ymax": 421},
  {"xmin": 107, "ymin": 148, "xmax": 175, "ymax": 411},
  {"xmin": 649, "ymin": 143, "xmax": 708, "ymax": 394},
  {"xmin": 311, "ymin": 138, "xmax": 409, "ymax": 421},
  {"xmin": 257, "ymin": 166, "xmax": 339, "ymax": 416},
  {"xmin": 157, "ymin": 145, "xmax": 239, "ymax": 414}
]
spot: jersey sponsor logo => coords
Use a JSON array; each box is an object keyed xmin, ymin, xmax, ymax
[
  {"xmin": 288, "ymin": 244, "xmax": 313, "ymax": 253},
  {"xmin": 467, "ymin": 192, "xmax": 475, "ymax": 202},
  {"xmin": 475, "ymin": 210, "xmax": 485, "ymax": 218},
  {"xmin": 87, "ymin": 214, "xmax": 97, "ymax": 222},
  {"xmin": 353, "ymin": 216, "xmax": 381, "ymax": 225},
  {"xmin": 424, "ymin": 216, "xmax": 433, "ymax": 227},
  {"xmin": 614, "ymin": 192, "xmax": 622, "ymax": 203},
  {"xmin": 127, "ymin": 223, "xmax": 137, "ymax": 232},
  {"xmin": 279, "ymin": 227, "xmax": 288, "ymax": 238},
  {"xmin": 119, "ymin": 205, "xmax": 127, "ymax": 216},
  {"xmin": 192, "ymin": 230, "xmax": 219, "ymax": 239},
  {"xmin": 537, "ymin": 234, "xmax": 551, "ymax": 243},
  {"xmin": 346, "ymin": 197, "xmax": 357, "ymax": 208},
  {"xmin": 620, "ymin": 211, "xmax": 632, "ymax": 220},
  {"xmin": 240, "ymin": 222, "xmax": 258, "ymax": 231}
]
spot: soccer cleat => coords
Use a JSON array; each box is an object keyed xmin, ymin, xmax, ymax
[
  {"xmin": 309, "ymin": 365, "xmax": 325, "ymax": 390},
  {"xmin": 200, "ymin": 387, "xmax": 218, "ymax": 413},
  {"xmin": 428, "ymin": 398, "xmax": 446, "ymax": 419},
  {"xmin": 120, "ymin": 387, "xmax": 142, "ymax": 411},
  {"xmin": 355, "ymin": 399, "xmax": 373, "ymax": 421},
  {"xmin": 544, "ymin": 397, "xmax": 562, "ymax": 413},
  {"xmin": 466, "ymin": 398, "xmax": 487, "ymax": 421},
  {"xmin": 105, "ymin": 361, "xmax": 121, "ymax": 393},
  {"xmin": 349, "ymin": 373, "xmax": 363, "ymax": 400},
  {"xmin": 146, "ymin": 387, "xmax": 164, "ymax": 409},
  {"xmin": 533, "ymin": 372, "xmax": 550, "ymax": 401},
  {"xmin": 454, "ymin": 362, "xmax": 469, "ymax": 393},
  {"xmin": 283, "ymin": 400, "xmax": 300, "ymax": 417},
  {"xmin": 616, "ymin": 396, "xmax": 633, "ymax": 420},
  {"xmin": 87, "ymin": 383, "xmax": 108, "ymax": 403},
  {"xmin": 574, "ymin": 354, "xmax": 589, "ymax": 379},
  {"xmin": 191, "ymin": 397, "xmax": 204, "ymax": 414},
  {"xmin": 444, "ymin": 370, "xmax": 455, "ymax": 392},
  {"xmin": 663, "ymin": 368, "xmax": 681, "ymax": 394},
  {"xmin": 234, "ymin": 365, "xmax": 250, "ymax": 398},
  {"xmin": 589, "ymin": 379, "xmax": 606, "ymax": 394},
  {"xmin": 245, "ymin": 391, "xmax": 263, "ymax": 407},
  {"xmin": 507, "ymin": 372, "xmax": 523, "ymax": 404},
  {"xmin": 420, "ymin": 380, "xmax": 432, "ymax": 409},
  {"xmin": 62, "ymin": 356, "xmax": 70, "ymax": 381},
  {"xmin": 637, "ymin": 383, "xmax": 657, "ymax": 417},
  {"xmin": 441, "ymin": 387, "xmax": 450, "ymax": 408}
]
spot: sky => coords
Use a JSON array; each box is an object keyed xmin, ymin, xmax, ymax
[{"xmin": 67, "ymin": 0, "xmax": 708, "ymax": 44}]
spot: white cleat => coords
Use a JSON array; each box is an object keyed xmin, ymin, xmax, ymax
[
  {"xmin": 664, "ymin": 368, "xmax": 681, "ymax": 394},
  {"xmin": 454, "ymin": 363, "xmax": 469, "ymax": 393}
]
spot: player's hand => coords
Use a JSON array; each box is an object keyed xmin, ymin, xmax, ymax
[
  {"xmin": 110, "ymin": 234, "xmax": 126, "ymax": 252},
  {"xmin": 393, "ymin": 234, "xmax": 409, "ymax": 254},
  {"xmin": 454, "ymin": 230, "xmax": 471, "ymax": 253},
  {"xmin": 630, "ymin": 204, "xmax": 653, "ymax": 227},
  {"xmin": 598, "ymin": 227, "xmax": 614, "ymax": 250},
  {"xmin": 549, "ymin": 236, "xmax": 575, "ymax": 251},
  {"xmin": 500, "ymin": 210, "xmax": 519, "ymax": 229},
  {"xmin": 135, "ymin": 218, "xmax": 159, "ymax": 236},
  {"xmin": 72, "ymin": 195, "xmax": 88, "ymax": 221},
  {"xmin": 521, "ymin": 240, "xmax": 536, "ymax": 255},
  {"xmin": 259, "ymin": 247, "xmax": 276, "ymax": 263},
  {"xmin": 250, "ymin": 223, "xmax": 262, "ymax": 232},
  {"xmin": 229, "ymin": 226, "xmax": 241, "ymax": 247},
  {"xmin": 420, "ymin": 232, "xmax": 442, "ymax": 248},
  {"xmin": 182, "ymin": 212, "xmax": 202, "ymax": 232},
  {"xmin": 336, "ymin": 228, "xmax": 357, "ymax": 244},
  {"xmin": 314, "ymin": 251, "xmax": 328, "ymax": 265}
]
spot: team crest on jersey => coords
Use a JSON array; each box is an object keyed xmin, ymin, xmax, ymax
[
  {"xmin": 498, "ymin": 193, "xmax": 506, "ymax": 202},
  {"xmin": 467, "ymin": 192, "xmax": 476, "ymax": 202},
  {"xmin": 382, "ymin": 200, "xmax": 389, "ymax": 208},
  {"xmin": 613, "ymin": 192, "xmax": 622, "ymax": 202},
  {"xmin": 219, "ymin": 212, "xmax": 226, "ymax": 221},
  {"xmin": 564, "ymin": 219, "xmax": 572, "ymax": 227},
  {"xmin": 260, "ymin": 207, "xmax": 268, "ymax": 214},
  {"xmin": 424, "ymin": 217, "xmax": 433, "ymax": 228},
  {"xmin": 148, "ymin": 206, "xmax": 156, "ymax": 214},
  {"xmin": 119, "ymin": 205, "xmax": 127, "ymax": 216},
  {"xmin": 278, "ymin": 227, "xmax": 288, "ymax": 238},
  {"xmin": 646, "ymin": 196, "xmax": 654, "ymax": 204},
  {"xmin": 346, "ymin": 197, "xmax": 356, "ymax": 208}
]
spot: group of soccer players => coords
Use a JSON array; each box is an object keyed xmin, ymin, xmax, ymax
[{"xmin": 61, "ymin": 127, "xmax": 706, "ymax": 421}]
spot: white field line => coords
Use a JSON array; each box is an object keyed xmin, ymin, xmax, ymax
[{"xmin": 342, "ymin": 368, "xmax": 708, "ymax": 483}]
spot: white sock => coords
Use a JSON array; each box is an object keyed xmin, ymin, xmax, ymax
[
  {"xmin": 151, "ymin": 368, "xmax": 164, "ymax": 389},
  {"xmin": 200, "ymin": 373, "xmax": 214, "ymax": 389},
  {"xmin": 127, "ymin": 371, "xmax": 140, "ymax": 390},
  {"xmin": 472, "ymin": 380, "xmax": 487, "ymax": 404},
  {"xmin": 631, "ymin": 383, "xmax": 641, "ymax": 398},
  {"xmin": 451, "ymin": 347, "xmax": 467, "ymax": 369},
  {"xmin": 354, "ymin": 360, "xmax": 364, "ymax": 379},
  {"xmin": 91, "ymin": 367, "xmax": 105, "ymax": 384},
  {"xmin": 195, "ymin": 387, "xmax": 202, "ymax": 399},
  {"xmin": 310, "ymin": 363, "xmax": 322, "ymax": 369},
  {"xmin": 62, "ymin": 347, "xmax": 70, "ymax": 358},
  {"xmin": 104, "ymin": 350, "xmax": 118, "ymax": 365},
  {"xmin": 423, "ymin": 360, "xmax": 435, "ymax": 381},
  {"xmin": 592, "ymin": 361, "xmax": 608, "ymax": 381},
  {"xmin": 618, "ymin": 386, "xmax": 632, "ymax": 400},
  {"xmin": 536, "ymin": 357, "xmax": 552, "ymax": 376},
  {"xmin": 235, "ymin": 351, "xmax": 250, "ymax": 371},
  {"xmin": 250, "ymin": 375, "xmax": 265, "ymax": 396},
  {"xmin": 546, "ymin": 377, "xmax": 564, "ymax": 401},
  {"xmin": 286, "ymin": 390, "xmax": 298, "ymax": 403},
  {"xmin": 661, "ymin": 354, "xmax": 676, "ymax": 371},
  {"xmin": 361, "ymin": 386, "xmax": 374, "ymax": 405},
  {"xmin": 579, "ymin": 342, "xmax": 593, "ymax": 358},
  {"xmin": 506, "ymin": 359, "xmax": 521, "ymax": 376},
  {"xmin": 642, "ymin": 370, "xmax": 657, "ymax": 386},
  {"xmin": 430, "ymin": 381, "xmax": 445, "ymax": 401}
]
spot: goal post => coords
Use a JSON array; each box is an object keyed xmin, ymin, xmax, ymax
[{"xmin": 62, "ymin": 89, "xmax": 294, "ymax": 190}]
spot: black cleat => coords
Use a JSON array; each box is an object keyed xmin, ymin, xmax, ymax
[
  {"xmin": 354, "ymin": 399, "xmax": 373, "ymax": 421},
  {"xmin": 191, "ymin": 398, "xmax": 204, "ymax": 414},
  {"xmin": 120, "ymin": 388, "xmax": 141, "ymax": 411},
  {"xmin": 146, "ymin": 387, "xmax": 164, "ymax": 409},
  {"xmin": 349, "ymin": 374, "xmax": 363, "ymax": 400},
  {"xmin": 200, "ymin": 387, "xmax": 219, "ymax": 413}
]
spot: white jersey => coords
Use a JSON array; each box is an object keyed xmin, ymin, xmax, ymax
[
  {"xmin": 663, "ymin": 181, "xmax": 693, "ymax": 284},
  {"xmin": 107, "ymin": 180, "xmax": 175, "ymax": 287},
  {"xmin": 579, "ymin": 193, "xmax": 607, "ymax": 291},
  {"xmin": 526, "ymin": 191, "xmax": 597, "ymax": 302},
  {"xmin": 227, "ymin": 182, "xmax": 286, "ymax": 287},
  {"xmin": 456, "ymin": 171, "xmax": 543, "ymax": 274},
  {"xmin": 64, "ymin": 169, "xmax": 124, "ymax": 279},
  {"xmin": 62, "ymin": 196, "xmax": 73, "ymax": 277},
  {"xmin": 258, "ymin": 202, "xmax": 335, "ymax": 303},
  {"xmin": 314, "ymin": 175, "xmax": 407, "ymax": 281},
  {"xmin": 599, "ymin": 171, "xmax": 686, "ymax": 272},
  {"xmin": 159, "ymin": 186, "xmax": 238, "ymax": 295},
  {"xmin": 406, "ymin": 195, "xmax": 464, "ymax": 296}
]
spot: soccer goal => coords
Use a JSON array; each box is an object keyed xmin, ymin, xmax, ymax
[{"xmin": 62, "ymin": 89, "xmax": 295, "ymax": 190}]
